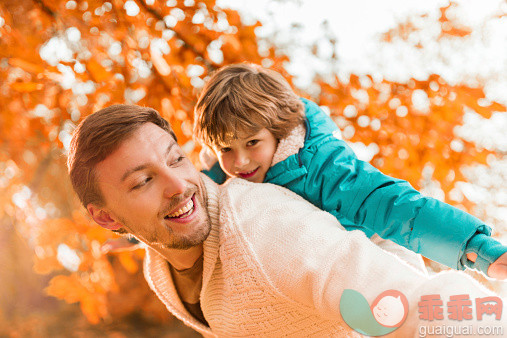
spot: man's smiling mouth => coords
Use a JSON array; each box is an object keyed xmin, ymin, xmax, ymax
[{"xmin": 165, "ymin": 197, "xmax": 195, "ymax": 219}]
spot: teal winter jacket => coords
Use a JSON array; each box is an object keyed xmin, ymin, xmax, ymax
[{"xmin": 204, "ymin": 98, "xmax": 506, "ymax": 273}]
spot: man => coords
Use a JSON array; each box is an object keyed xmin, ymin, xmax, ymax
[{"xmin": 68, "ymin": 105, "xmax": 504, "ymax": 337}]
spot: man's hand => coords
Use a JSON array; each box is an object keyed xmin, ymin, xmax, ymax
[
  {"xmin": 101, "ymin": 237, "xmax": 140, "ymax": 254},
  {"xmin": 467, "ymin": 252, "xmax": 507, "ymax": 279}
]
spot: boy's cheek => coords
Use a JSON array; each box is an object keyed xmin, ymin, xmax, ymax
[{"xmin": 217, "ymin": 156, "xmax": 233, "ymax": 174}]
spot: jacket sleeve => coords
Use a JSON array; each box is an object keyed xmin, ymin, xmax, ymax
[
  {"xmin": 460, "ymin": 234, "xmax": 507, "ymax": 274},
  {"xmin": 302, "ymin": 135, "xmax": 494, "ymax": 270}
]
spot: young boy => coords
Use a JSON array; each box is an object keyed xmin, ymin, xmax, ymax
[{"xmin": 194, "ymin": 63, "xmax": 507, "ymax": 277}]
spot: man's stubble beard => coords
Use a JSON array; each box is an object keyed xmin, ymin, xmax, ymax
[
  {"xmin": 162, "ymin": 211, "xmax": 212, "ymax": 250},
  {"xmin": 121, "ymin": 180, "xmax": 212, "ymax": 250},
  {"xmin": 119, "ymin": 210, "xmax": 212, "ymax": 250}
]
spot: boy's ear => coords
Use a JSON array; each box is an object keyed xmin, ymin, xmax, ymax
[{"xmin": 87, "ymin": 204, "xmax": 123, "ymax": 231}]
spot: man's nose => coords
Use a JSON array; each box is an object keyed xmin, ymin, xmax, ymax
[{"xmin": 161, "ymin": 169, "xmax": 186, "ymax": 198}]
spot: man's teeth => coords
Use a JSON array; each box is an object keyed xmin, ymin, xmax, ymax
[{"xmin": 167, "ymin": 199, "xmax": 194, "ymax": 218}]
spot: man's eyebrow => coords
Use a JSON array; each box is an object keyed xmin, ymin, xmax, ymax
[
  {"xmin": 120, "ymin": 143, "xmax": 175, "ymax": 182},
  {"xmin": 121, "ymin": 164, "xmax": 149, "ymax": 182}
]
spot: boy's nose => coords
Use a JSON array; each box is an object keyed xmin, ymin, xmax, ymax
[{"xmin": 234, "ymin": 153, "xmax": 250, "ymax": 168}]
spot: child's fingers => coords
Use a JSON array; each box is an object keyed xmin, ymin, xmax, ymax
[
  {"xmin": 487, "ymin": 264, "xmax": 507, "ymax": 279},
  {"xmin": 466, "ymin": 252, "xmax": 477, "ymax": 262},
  {"xmin": 487, "ymin": 252, "xmax": 507, "ymax": 280}
]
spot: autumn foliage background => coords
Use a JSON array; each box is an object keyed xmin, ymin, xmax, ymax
[{"xmin": 0, "ymin": 0, "xmax": 505, "ymax": 336}]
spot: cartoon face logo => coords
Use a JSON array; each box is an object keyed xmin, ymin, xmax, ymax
[
  {"xmin": 371, "ymin": 290, "xmax": 409, "ymax": 328},
  {"xmin": 340, "ymin": 289, "xmax": 409, "ymax": 336}
]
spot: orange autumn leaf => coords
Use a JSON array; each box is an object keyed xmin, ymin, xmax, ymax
[
  {"xmin": 86, "ymin": 59, "xmax": 110, "ymax": 83},
  {"xmin": 10, "ymin": 82, "xmax": 43, "ymax": 92},
  {"xmin": 117, "ymin": 251, "xmax": 139, "ymax": 274},
  {"xmin": 441, "ymin": 26, "xmax": 472, "ymax": 38},
  {"xmin": 8, "ymin": 58, "xmax": 45, "ymax": 74},
  {"xmin": 222, "ymin": 34, "xmax": 242, "ymax": 55},
  {"xmin": 151, "ymin": 49, "xmax": 171, "ymax": 76},
  {"xmin": 80, "ymin": 294, "xmax": 108, "ymax": 325},
  {"xmin": 33, "ymin": 255, "xmax": 63, "ymax": 275},
  {"xmin": 45, "ymin": 274, "xmax": 87, "ymax": 304}
]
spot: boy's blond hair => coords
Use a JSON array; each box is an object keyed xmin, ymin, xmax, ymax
[{"xmin": 194, "ymin": 63, "xmax": 305, "ymax": 147}]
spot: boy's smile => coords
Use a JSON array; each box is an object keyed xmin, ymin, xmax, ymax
[
  {"xmin": 213, "ymin": 128, "xmax": 278, "ymax": 183},
  {"xmin": 238, "ymin": 167, "xmax": 259, "ymax": 179}
]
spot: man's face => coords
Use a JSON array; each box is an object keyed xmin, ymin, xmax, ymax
[{"xmin": 91, "ymin": 123, "xmax": 211, "ymax": 250}]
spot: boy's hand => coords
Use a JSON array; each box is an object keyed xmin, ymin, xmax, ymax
[
  {"xmin": 467, "ymin": 252, "xmax": 507, "ymax": 279},
  {"xmin": 487, "ymin": 252, "xmax": 507, "ymax": 279}
]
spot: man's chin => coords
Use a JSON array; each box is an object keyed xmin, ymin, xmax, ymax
[{"xmin": 163, "ymin": 219, "xmax": 212, "ymax": 250}]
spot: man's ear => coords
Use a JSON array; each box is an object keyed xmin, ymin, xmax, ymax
[{"xmin": 87, "ymin": 204, "xmax": 123, "ymax": 231}]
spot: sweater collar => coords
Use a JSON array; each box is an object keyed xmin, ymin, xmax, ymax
[
  {"xmin": 142, "ymin": 174, "xmax": 220, "ymax": 337},
  {"xmin": 200, "ymin": 173, "xmax": 221, "ymax": 297}
]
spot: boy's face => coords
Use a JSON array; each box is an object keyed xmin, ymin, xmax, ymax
[{"xmin": 212, "ymin": 128, "xmax": 278, "ymax": 183}]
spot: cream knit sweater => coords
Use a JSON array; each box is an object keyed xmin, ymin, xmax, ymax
[
  {"xmin": 144, "ymin": 175, "xmax": 501, "ymax": 337},
  {"xmin": 200, "ymin": 123, "xmax": 427, "ymax": 273}
]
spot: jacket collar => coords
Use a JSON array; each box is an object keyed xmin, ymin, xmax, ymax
[
  {"xmin": 265, "ymin": 98, "xmax": 340, "ymax": 185},
  {"xmin": 264, "ymin": 99, "xmax": 314, "ymax": 184}
]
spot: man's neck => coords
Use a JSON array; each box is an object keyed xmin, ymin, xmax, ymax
[{"xmin": 152, "ymin": 244, "xmax": 203, "ymax": 270}]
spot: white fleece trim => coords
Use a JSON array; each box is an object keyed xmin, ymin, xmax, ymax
[{"xmin": 271, "ymin": 122, "xmax": 306, "ymax": 166}]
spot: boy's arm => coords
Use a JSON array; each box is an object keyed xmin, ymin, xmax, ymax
[{"xmin": 308, "ymin": 138, "xmax": 507, "ymax": 274}]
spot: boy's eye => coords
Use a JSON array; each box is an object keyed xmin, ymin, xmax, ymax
[
  {"xmin": 220, "ymin": 147, "xmax": 231, "ymax": 153},
  {"xmin": 246, "ymin": 139, "xmax": 259, "ymax": 147}
]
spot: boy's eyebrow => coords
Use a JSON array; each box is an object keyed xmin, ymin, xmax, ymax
[{"xmin": 120, "ymin": 143, "xmax": 175, "ymax": 182}]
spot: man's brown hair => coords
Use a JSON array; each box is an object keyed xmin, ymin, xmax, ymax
[
  {"xmin": 194, "ymin": 63, "xmax": 304, "ymax": 147},
  {"xmin": 67, "ymin": 104, "xmax": 176, "ymax": 210}
]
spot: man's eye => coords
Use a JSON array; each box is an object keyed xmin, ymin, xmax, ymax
[
  {"xmin": 247, "ymin": 139, "xmax": 259, "ymax": 146},
  {"xmin": 132, "ymin": 177, "xmax": 151, "ymax": 190},
  {"xmin": 173, "ymin": 156, "xmax": 185, "ymax": 164},
  {"xmin": 220, "ymin": 147, "xmax": 231, "ymax": 153}
]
